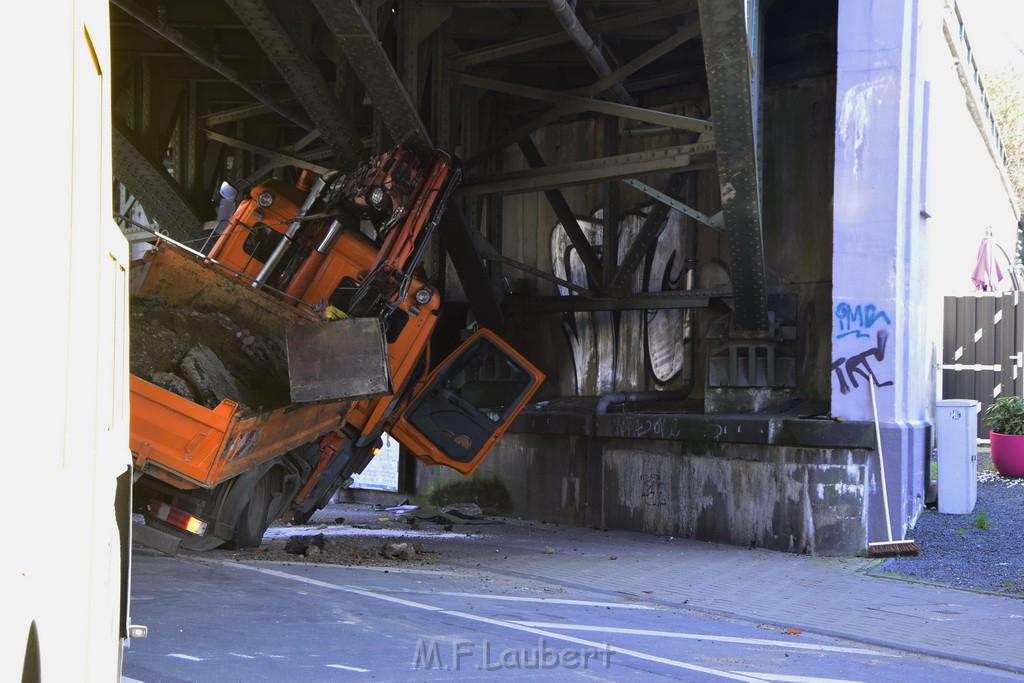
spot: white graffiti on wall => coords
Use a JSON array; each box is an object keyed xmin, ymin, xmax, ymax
[
  {"xmin": 551, "ymin": 208, "xmax": 692, "ymax": 395},
  {"xmin": 837, "ymin": 76, "xmax": 893, "ymax": 177}
]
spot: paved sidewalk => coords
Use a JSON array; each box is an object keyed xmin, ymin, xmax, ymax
[{"xmin": 322, "ymin": 506, "xmax": 1024, "ymax": 675}]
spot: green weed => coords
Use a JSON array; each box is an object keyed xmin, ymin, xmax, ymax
[
  {"xmin": 420, "ymin": 475, "xmax": 512, "ymax": 513},
  {"xmin": 972, "ymin": 510, "xmax": 993, "ymax": 530}
]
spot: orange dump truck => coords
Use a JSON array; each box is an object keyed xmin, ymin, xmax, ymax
[{"xmin": 130, "ymin": 147, "xmax": 542, "ymax": 551}]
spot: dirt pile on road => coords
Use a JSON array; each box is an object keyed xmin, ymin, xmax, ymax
[
  {"xmin": 187, "ymin": 536, "xmax": 439, "ymax": 567},
  {"xmin": 130, "ymin": 296, "xmax": 290, "ymax": 414}
]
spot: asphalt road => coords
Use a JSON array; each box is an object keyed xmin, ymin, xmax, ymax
[{"xmin": 123, "ymin": 549, "xmax": 1018, "ymax": 682}]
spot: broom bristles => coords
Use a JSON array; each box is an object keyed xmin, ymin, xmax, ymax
[{"xmin": 867, "ymin": 539, "xmax": 920, "ymax": 558}]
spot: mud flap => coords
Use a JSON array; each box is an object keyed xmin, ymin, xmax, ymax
[{"xmin": 131, "ymin": 520, "xmax": 181, "ymax": 557}]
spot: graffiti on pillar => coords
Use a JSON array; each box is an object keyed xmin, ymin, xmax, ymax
[
  {"xmin": 640, "ymin": 473, "xmax": 667, "ymax": 507},
  {"xmin": 552, "ymin": 208, "xmax": 693, "ymax": 395},
  {"xmin": 837, "ymin": 76, "xmax": 893, "ymax": 177},
  {"xmin": 831, "ymin": 302, "xmax": 894, "ymax": 394},
  {"xmin": 834, "ymin": 302, "xmax": 891, "ymax": 339}
]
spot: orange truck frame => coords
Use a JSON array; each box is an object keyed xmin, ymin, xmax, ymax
[{"xmin": 130, "ymin": 147, "xmax": 543, "ymax": 551}]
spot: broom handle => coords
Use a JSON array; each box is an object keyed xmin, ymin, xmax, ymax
[{"xmin": 870, "ymin": 381, "xmax": 895, "ymax": 543}]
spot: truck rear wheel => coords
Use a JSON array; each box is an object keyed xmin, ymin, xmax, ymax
[{"xmin": 233, "ymin": 473, "xmax": 272, "ymax": 548}]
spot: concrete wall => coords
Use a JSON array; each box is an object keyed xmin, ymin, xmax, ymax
[
  {"xmin": 418, "ymin": 433, "xmax": 870, "ymax": 555},
  {"xmin": 832, "ymin": 0, "xmax": 1019, "ymax": 544}
]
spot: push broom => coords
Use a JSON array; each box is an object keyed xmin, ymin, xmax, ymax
[{"xmin": 867, "ymin": 381, "xmax": 921, "ymax": 558}]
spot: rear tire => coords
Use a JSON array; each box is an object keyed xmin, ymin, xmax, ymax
[{"xmin": 233, "ymin": 473, "xmax": 272, "ymax": 548}]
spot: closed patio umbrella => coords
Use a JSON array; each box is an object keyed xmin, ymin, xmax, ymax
[{"xmin": 970, "ymin": 231, "xmax": 1005, "ymax": 292}]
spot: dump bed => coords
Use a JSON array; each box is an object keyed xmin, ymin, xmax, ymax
[{"xmin": 128, "ymin": 241, "xmax": 355, "ymax": 490}]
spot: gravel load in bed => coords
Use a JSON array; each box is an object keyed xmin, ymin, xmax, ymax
[{"xmin": 875, "ymin": 448, "xmax": 1024, "ymax": 597}]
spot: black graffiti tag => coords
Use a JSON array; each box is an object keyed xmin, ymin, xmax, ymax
[
  {"xmin": 831, "ymin": 329, "xmax": 894, "ymax": 394},
  {"xmin": 641, "ymin": 473, "xmax": 667, "ymax": 507}
]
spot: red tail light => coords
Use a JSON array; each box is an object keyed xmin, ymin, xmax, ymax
[{"xmin": 148, "ymin": 501, "xmax": 208, "ymax": 536}]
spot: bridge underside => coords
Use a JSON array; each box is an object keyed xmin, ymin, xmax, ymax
[{"xmin": 111, "ymin": 0, "xmax": 852, "ymax": 551}]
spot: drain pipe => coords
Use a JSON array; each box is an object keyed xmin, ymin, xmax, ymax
[{"xmin": 546, "ymin": 0, "xmax": 635, "ymax": 105}]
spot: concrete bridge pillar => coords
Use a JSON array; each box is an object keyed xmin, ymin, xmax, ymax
[{"xmin": 832, "ymin": 0, "xmax": 931, "ymax": 541}]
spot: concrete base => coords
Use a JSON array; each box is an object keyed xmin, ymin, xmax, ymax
[
  {"xmin": 417, "ymin": 433, "xmax": 871, "ymax": 555},
  {"xmin": 873, "ymin": 420, "xmax": 930, "ymax": 544}
]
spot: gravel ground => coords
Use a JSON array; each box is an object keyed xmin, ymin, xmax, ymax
[{"xmin": 875, "ymin": 448, "xmax": 1024, "ymax": 597}]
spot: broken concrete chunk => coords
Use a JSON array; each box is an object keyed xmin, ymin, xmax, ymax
[
  {"xmin": 179, "ymin": 343, "xmax": 246, "ymax": 411},
  {"xmin": 149, "ymin": 372, "xmax": 197, "ymax": 402},
  {"xmin": 443, "ymin": 503, "xmax": 483, "ymax": 518},
  {"xmin": 380, "ymin": 542, "xmax": 416, "ymax": 561},
  {"xmin": 284, "ymin": 533, "xmax": 325, "ymax": 556}
]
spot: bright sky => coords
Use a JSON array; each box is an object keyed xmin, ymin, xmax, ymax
[{"xmin": 955, "ymin": 0, "xmax": 1024, "ymax": 71}]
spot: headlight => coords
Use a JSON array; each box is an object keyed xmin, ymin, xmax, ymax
[
  {"xmin": 257, "ymin": 191, "xmax": 275, "ymax": 208},
  {"xmin": 414, "ymin": 287, "xmax": 432, "ymax": 305},
  {"xmin": 369, "ymin": 185, "xmax": 387, "ymax": 208}
]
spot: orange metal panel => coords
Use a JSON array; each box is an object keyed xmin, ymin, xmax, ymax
[
  {"xmin": 388, "ymin": 330, "xmax": 545, "ymax": 476},
  {"xmin": 130, "ymin": 375, "xmax": 353, "ymax": 488}
]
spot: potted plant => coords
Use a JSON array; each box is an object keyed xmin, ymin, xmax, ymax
[{"xmin": 983, "ymin": 396, "xmax": 1024, "ymax": 478}]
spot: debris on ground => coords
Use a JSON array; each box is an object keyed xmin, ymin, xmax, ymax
[
  {"xmin": 380, "ymin": 542, "xmax": 417, "ymax": 561},
  {"xmin": 399, "ymin": 504, "xmax": 504, "ymax": 527},
  {"xmin": 284, "ymin": 533, "xmax": 325, "ymax": 556},
  {"xmin": 544, "ymin": 546, "xmax": 554, "ymax": 554}
]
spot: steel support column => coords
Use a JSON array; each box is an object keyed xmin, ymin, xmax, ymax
[{"xmin": 697, "ymin": 0, "xmax": 769, "ymax": 332}]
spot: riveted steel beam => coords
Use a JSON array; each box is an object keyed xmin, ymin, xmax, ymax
[
  {"xmin": 697, "ymin": 0, "xmax": 768, "ymax": 332},
  {"xmin": 468, "ymin": 229, "xmax": 591, "ymax": 295},
  {"xmin": 201, "ymin": 129, "xmax": 332, "ymax": 175},
  {"xmin": 517, "ymin": 137, "xmax": 604, "ymax": 291},
  {"xmin": 454, "ymin": 73, "xmax": 713, "ymax": 134},
  {"xmin": 224, "ymin": 0, "xmax": 366, "ymax": 168},
  {"xmin": 621, "ymin": 178, "xmax": 723, "ymax": 230},
  {"xmin": 439, "ymin": 207, "xmax": 506, "ymax": 332},
  {"xmin": 608, "ymin": 172, "xmax": 687, "ymax": 293},
  {"xmin": 504, "ymin": 287, "xmax": 730, "ymax": 312},
  {"xmin": 111, "ymin": 0, "xmax": 311, "ymax": 131},
  {"xmin": 310, "ymin": 0, "xmax": 433, "ymax": 155},
  {"xmin": 113, "ymin": 120, "xmax": 204, "ymax": 243},
  {"xmin": 450, "ymin": 0, "xmax": 697, "ymax": 68},
  {"xmin": 461, "ymin": 142, "xmax": 714, "ymax": 197}
]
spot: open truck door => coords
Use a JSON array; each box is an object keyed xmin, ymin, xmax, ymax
[{"xmin": 390, "ymin": 330, "xmax": 544, "ymax": 475}]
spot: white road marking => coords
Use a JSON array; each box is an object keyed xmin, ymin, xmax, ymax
[
  {"xmin": 263, "ymin": 525, "xmax": 470, "ymax": 540},
  {"xmin": 229, "ymin": 652, "xmax": 256, "ymax": 659},
  {"xmin": 166, "ymin": 653, "xmax": 204, "ymax": 661},
  {"xmin": 508, "ymin": 623, "xmax": 892, "ymax": 657},
  {"xmin": 384, "ymin": 590, "xmax": 659, "ymax": 610},
  {"xmin": 236, "ymin": 559, "xmax": 443, "ymax": 575},
  {"xmin": 220, "ymin": 561, "xmax": 769, "ymax": 682},
  {"xmin": 731, "ymin": 673, "xmax": 864, "ymax": 683},
  {"xmin": 326, "ymin": 664, "xmax": 370, "ymax": 672}
]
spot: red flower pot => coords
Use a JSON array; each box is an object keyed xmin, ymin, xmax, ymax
[{"xmin": 989, "ymin": 432, "xmax": 1024, "ymax": 478}]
